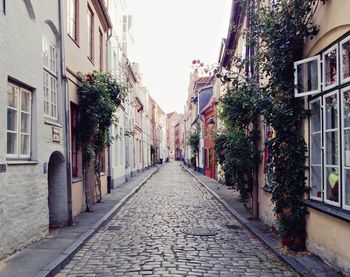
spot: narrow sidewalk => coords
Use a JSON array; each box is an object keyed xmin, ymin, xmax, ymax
[
  {"xmin": 182, "ymin": 164, "xmax": 343, "ymax": 277},
  {"xmin": 0, "ymin": 165, "xmax": 161, "ymax": 277}
]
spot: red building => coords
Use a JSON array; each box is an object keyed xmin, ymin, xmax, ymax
[{"xmin": 202, "ymin": 98, "xmax": 217, "ymax": 179}]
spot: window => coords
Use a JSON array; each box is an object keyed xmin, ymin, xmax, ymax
[
  {"xmin": 309, "ymin": 98, "xmax": 322, "ymax": 200},
  {"xmin": 67, "ymin": 0, "xmax": 78, "ymax": 41},
  {"xmin": 99, "ymin": 29, "xmax": 103, "ymax": 71},
  {"xmin": 305, "ymin": 33, "xmax": 350, "ymax": 211},
  {"xmin": 42, "ymin": 37, "xmax": 58, "ymax": 119},
  {"xmin": 71, "ymin": 103, "xmax": 79, "ymax": 177},
  {"xmin": 87, "ymin": 6, "xmax": 94, "ymax": 61},
  {"xmin": 294, "ymin": 56, "xmax": 321, "ymax": 97},
  {"xmin": 340, "ymin": 36, "xmax": 350, "ymax": 84},
  {"xmin": 7, "ymin": 82, "xmax": 31, "ymax": 158},
  {"xmin": 323, "ymin": 45, "xmax": 339, "ymax": 90},
  {"xmin": 342, "ymin": 87, "xmax": 350, "ymax": 209}
]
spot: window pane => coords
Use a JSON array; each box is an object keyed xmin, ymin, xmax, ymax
[
  {"xmin": 310, "ymin": 166, "xmax": 322, "ymax": 198},
  {"xmin": 310, "ymin": 100, "xmax": 321, "ymax": 132},
  {"xmin": 311, "ymin": 133, "xmax": 321, "ymax": 164},
  {"xmin": 324, "ymin": 48, "xmax": 338, "ymax": 87},
  {"xmin": 344, "ymin": 169, "xmax": 350, "ymax": 207},
  {"xmin": 297, "ymin": 59, "xmax": 319, "ymax": 94},
  {"xmin": 326, "ymin": 167, "xmax": 339, "ymax": 203},
  {"xmin": 50, "ymin": 45, "xmax": 56, "ymax": 73},
  {"xmin": 7, "ymin": 133, "xmax": 17, "ymax": 154},
  {"xmin": 21, "ymin": 91, "xmax": 30, "ymax": 112},
  {"xmin": 7, "ymin": 85, "xmax": 18, "ymax": 108},
  {"xmin": 21, "ymin": 113, "xmax": 30, "ymax": 133},
  {"xmin": 343, "ymin": 90, "xmax": 350, "ymax": 128},
  {"xmin": 341, "ymin": 39, "xmax": 350, "ymax": 80},
  {"xmin": 344, "ymin": 129, "xmax": 350, "ymax": 167},
  {"xmin": 42, "ymin": 39, "xmax": 48, "ymax": 67},
  {"xmin": 325, "ymin": 131, "xmax": 338, "ymax": 165},
  {"xmin": 7, "ymin": 109, "xmax": 17, "ymax": 131},
  {"xmin": 20, "ymin": 134, "xmax": 29, "ymax": 155},
  {"xmin": 325, "ymin": 94, "xmax": 338, "ymax": 130}
]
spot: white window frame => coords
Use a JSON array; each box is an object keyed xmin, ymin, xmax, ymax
[
  {"xmin": 67, "ymin": 0, "xmax": 77, "ymax": 40},
  {"xmin": 341, "ymin": 86, "xmax": 350, "ymax": 211},
  {"xmin": 340, "ymin": 35, "xmax": 350, "ymax": 84},
  {"xmin": 323, "ymin": 90, "xmax": 341, "ymax": 207},
  {"xmin": 7, "ymin": 83, "xmax": 32, "ymax": 159},
  {"xmin": 322, "ymin": 44, "xmax": 339, "ymax": 91},
  {"xmin": 294, "ymin": 55, "xmax": 321, "ymax": 97},
  {"xmin": 309, "ymin": 97, "xmax": 323, "ymax": 201},
  {"xmin": 43, "ymin": 36, "xmax": 58, "ymax": 120}
]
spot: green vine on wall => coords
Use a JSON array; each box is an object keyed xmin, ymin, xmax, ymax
[
  {"xmin": 188, "ymin": 127, "xmax": 200, "ymax": 169},
  {"xmin": 77, "ymin": 71, "xmax": 128, "ymax": 206},
  {"xmin": 216, "ymin": 0, "xmax": 327, "ymax": 251},
  {"xmin": 259, "ymin": 0, "xmax": 327, "ymax": 251}
]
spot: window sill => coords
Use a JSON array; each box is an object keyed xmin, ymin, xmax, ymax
[
  {"xmin": 7, "ymin": 160, "xmax": 38, "ymax": 165},
  {"xmin": 72, "ymin": 176, "xmax": 83, "ymax": 183},
  {"xmin": 305, "ymin": 199, "xmax": 350, "ymax": 223},
  {"xmin": 44, "ymin": 118, "xmax": 62, "ymax": 128},
  {"xmin": 68, "ymin": 34, "xmax": 80, "ymax": 48}
]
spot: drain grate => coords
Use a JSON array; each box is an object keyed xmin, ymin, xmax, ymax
[
  {"xmin": 106, "ymin": 225, "xmax": 122, "ymax": 231},
  {"xmin": 227, "ymin": 224, "xmax": 241, "ymax": 230},
  {"xmin": 180, "ymin": 227, "xmax": 217, "ymax": 236}
]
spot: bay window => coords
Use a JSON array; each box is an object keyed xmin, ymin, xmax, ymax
[{"xmin": 7, "ymin": 82, "xmax": 31, "ymax": 158}]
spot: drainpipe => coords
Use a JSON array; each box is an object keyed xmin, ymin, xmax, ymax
[
  {"xmin": 106, "ymin": 28, "xmax": 112, "ymax": 193},
  {"xmin": 59, "ymin": 0, "xmax": 73, "ymax": 225}
]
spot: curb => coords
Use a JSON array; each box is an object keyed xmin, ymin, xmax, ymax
[
  {"xmin": 181, "ymin": 164, "xmax": 314, "ymax": 277},
  {"xmin": 38, "ymin": 165, "xmax": 163, "ymax": 277}
]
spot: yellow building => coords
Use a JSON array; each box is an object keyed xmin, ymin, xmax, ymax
[
  {"xmin": 64, "ymin": 0, "xmax": 112, "ymax": 217},
  {"xmin": 294, "ymin": 1, "xmax": 350, "ymax": 273}
]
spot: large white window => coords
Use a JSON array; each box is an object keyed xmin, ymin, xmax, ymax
[
  {"xmin": 7, "ymin": 82, "xmax": 31, "ymax": 158},
  {"xmin": 42, "ymin": 36, "xmax": 58, "ymax": 119},
  {"xmin": 307, "ymin": 33, "xmax": 350, "ymax": 211}
]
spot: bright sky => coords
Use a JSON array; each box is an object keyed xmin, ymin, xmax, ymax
[{"xmin": 126, "ymin": 0, "xmax": 232, "ymax": 114}]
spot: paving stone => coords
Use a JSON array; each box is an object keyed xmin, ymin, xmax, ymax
[{"xmin": 55, "ymin": 163, "xmax": 293, "ymax": 276}]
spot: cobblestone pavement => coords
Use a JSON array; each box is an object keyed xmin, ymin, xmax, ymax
[{"xmin": 56, "ymin": 162, "xmax": 294, "ymax": 277}]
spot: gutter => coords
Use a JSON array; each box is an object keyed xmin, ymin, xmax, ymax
[{"xmin": 59, "ymin": 0, "xmax": 73, "ymax": 225}]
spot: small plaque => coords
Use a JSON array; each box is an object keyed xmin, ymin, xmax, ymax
[
  {"xmin": 0, "ymin": 164, "xmax": 6, "ymax": 173},
  {"xmin": 52, "ymin": 127, "xmax": 60, "ymax": 142},
  {"xmin": 43, "ymin": 162, "xmax": 48, "ymax": 174}
]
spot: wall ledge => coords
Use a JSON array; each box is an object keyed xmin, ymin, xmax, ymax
[{"xmin": 305, "ymin": 200, "xmax": 350, "ymax": 223}]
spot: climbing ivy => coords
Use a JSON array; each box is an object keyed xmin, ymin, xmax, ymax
[
  {"xmin": 77, "ymin": 71, "xmax": 128, "ymax": 205},
  {"xmin": 188, "ymin": 127, "xmax": 200, "ymax": 169},
  {"xmin": 216, "ymin": 0, "xmax": 327, "ymax": 250}
]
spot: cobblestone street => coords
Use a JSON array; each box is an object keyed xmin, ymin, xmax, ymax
[{"xmin": 56, "ymin": 162, "xmax": 294, "ymax": 277}]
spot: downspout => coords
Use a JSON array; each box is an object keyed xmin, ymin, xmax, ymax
[
  {"xmin": 249, "ymin": 0, "xmax": 259, "ymax": 220},
  {"xmin": 106, "ymin": 28, "xmax": 112, "ymax": 193},
  {"xmin": 59, "ymin": 0, "xmax": 73, "ymax": 225}
]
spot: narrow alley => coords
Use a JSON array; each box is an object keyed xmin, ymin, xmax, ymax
[{"xmin": 56, "ymin": 162, "xmax": 293, "ymax": 277}]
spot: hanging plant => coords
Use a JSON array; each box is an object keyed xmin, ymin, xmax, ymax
[{"xmin": 77, "ymin": 71, "xmax": 128, "ymax": 206}]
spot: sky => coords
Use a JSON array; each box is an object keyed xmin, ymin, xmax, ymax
[{"xmin": 126, "ymin": 0, "xmax": 232, "ymax": 114}]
